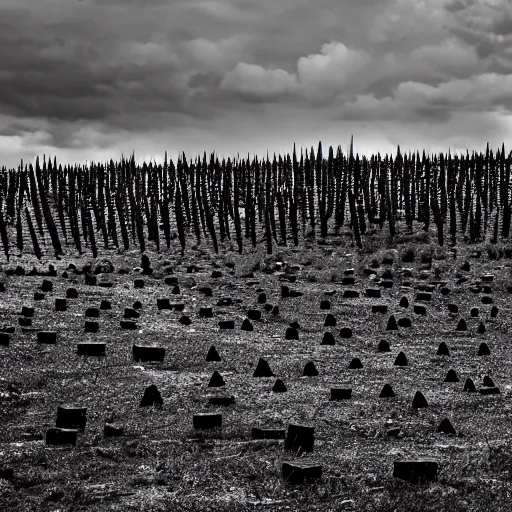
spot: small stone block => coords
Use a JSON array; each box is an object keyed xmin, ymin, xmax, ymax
[
  {"xmin": 480, "ymin": 386, "xmax": 500, "ymax": 395},
  {"xmin": 46, "ymin": 427, "xmax": 78, "ymax": 446},
  {"xmin": 77, "ymin": 342, "xmax": 106, "ymax": 356},
  {"xmin": 133, "ymin": 344, "xmax": 165, "ymax": 362},
  {"xmin": 157, "ymin": 298, "xmax": 171, "ymax": 310},
  {"xmin": 104, "ymin": 423, "xmax": 124, "ymax": 437},
  {"xmin": 66, "ymin": 288, "xmax": 78, "ymax": 299},
  {"xmin": 330, "ymin": 388, "xmax": 352, "ymax": 400},
  {"xmin": 208, "ymin": 395, "xmax": 235, "ymax": 406},
  {"xmin": 21, "ymin": 306, "xmax": 34, "ymax": 317},
  {"xmin": 252, "ymin": 428, "xmax": 286, "ymax": 440},
  {"xmin": 37, "ymin": 331, "xmax": 56, "ymax": 344},
  {"xmin": 200, "ymin": 307, "xmax": 213, "ymax": 318},
  {"xmin": 56, "ymin": 405, "xmax": 87, "ymax": 430},
  {"xmin": 100, "ymin": 300, "xmax": 111, "ymax": 310},
  {"xmin": 193, "ymin": 413, "xmax": 222, "ymax": 429},
  {"xmin": 84, "ymin": 321, "xmax": 99, "ymax": 333},
  {"xmin": 120, "ymin": 321, "xmax": 137, "ymax": 330},
  {"xmin": 55, "ymin": 298, "xmax": 67, "ymax": 311},
  {"xmin": 393, "ymin": 460, "xmax": 438, "ymax": 484},
  {"xmin": 282, "ymin": 462, "xmax": 322, "ymax": 484}
]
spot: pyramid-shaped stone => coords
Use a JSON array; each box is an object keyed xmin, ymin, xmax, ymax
[
  {"xmin": 477, "ymin": 322, "xmax": 486, "ymax": 334},
  {"xmin": 456, "ymin": 318, "xmax": 467, "ymax": 331},
  {"xmin": 386, "ymin": 315, "xmax": 398, "ymax": 331},
  {"xmin": 394, "ymin": 351, "xmax": 408, "ymax": 366},
  {"xmin": 483, "ymin": 375, "xmax": 495, "ymax": 387},
  {"xmin": 324, "ymin": 314, "xmax": 336, "ymax": 327},
  {"xmin": 241, "ymin": 318, "xmax": 253, "ymax": 331},
  {"xmin": 436, "ymin": 342, "xmax": 450, "ymax": 356},
  {"xmin": 412, "ymin": 391, "xmax": 428, "ymax": 408},
  {"xmin": 140, "ymin": 385, "xmax": 163, "ymax": 407},
  {"xmin": 444, "ymin": 369, "xmax": 459, "ymax": 382},
  {"xmin": 321, "ymin": 332, "xmax": 335, "ymax": 345},
  {"xmin": 378, "ymin": 339, "xmax": 391, "ymax": 352},
  {"xmin": 463, "ymin": 377, "xmax": 476, "ymax": 392},
  {"xmin": 380, "ymin": 383, "xmax": 395, "ymax": 398},
  {"xmin": 348, "ymin": 357, "xmax": 363, "ymax": 369},
  {"xmin": 438, "ymin": 417, "xmax": 456, "ymax": 435},
  {"xmin": 206, "ymin": 345, "xmax": 221, "ymax": 362},
  {"xmin": 303, "ymin": 361, "xmax": 319, "ymax": 377},
  {"xmin": 253, "ymin": 358, "xmax": 274, "ymax": 377},
  {"xmin": 478, "ymin": 342, "xmax": 490, "ymax": 356},
  {"xmin": 208, "ymin": 370, "xmax": 225, "ymax": 387},
  {"xmin": 400, "ymin": 296, "xmax": 409, "ymax": 308},
  {"xmin": 272, "ymin": 379, "xmax": 287, "ymax": 392},
  {"xmin": 490, "ymin": 306, "xmax": 499, "ymax": 318}
]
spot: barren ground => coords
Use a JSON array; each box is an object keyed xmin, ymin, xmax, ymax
[{"xmin": 1, "ymin": 225, "xmax": 512, "ymax": 511}]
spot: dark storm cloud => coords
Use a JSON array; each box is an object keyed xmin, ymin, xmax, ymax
[{"xmin": 1, "ymin": 0, "xmax": 512, "ymax": 167}]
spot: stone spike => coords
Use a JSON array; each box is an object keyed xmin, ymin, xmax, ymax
[
  {"xmin": 379, "ymin": 383, "xmax": 395, "ymax": 398},
  {"xmin": 478, "ymin": 342, "xmax": 490, "ymax": 356},
  {"xmin": 463, "ymin": 377, "xmax": 476, "ymax": 392},
  {"xmin": 377, "ymin": 339, "xmax": 391, "ymax": 352},
  {"xmin": 444, "ymin": 369, "xmax": 459, "ymax": 382},
  {"xmin": 272, "ymin": 379, "xmax": 287, "ymax": 392},
  {"xmin": 456, "ymin": 318, "xmax": 467, "ymax": 331},
  {"xmin": 438, "ymin": 417, "xmax": 456, "ymax": 435},
  {"xmin": 394, "ymin": 351, "xmax": 407, "ymax": 366},
  {"xmin": 206, "ymin": 345, "xmax": 221, "ymax": 362},
  {"xmin": 348, "ymin": 357, "xmax": 363, "ymax": 369},
  {"xmin": 253, "ymin": 358, "xmax": 274, "ymax": 377},
  {"xmin": 140, "ymin": 384, "xmax": 163, "ymax": 407},
  {"xmin": 303, "ymin": 361, "xmax": 319, "ymax": 377},
  {"xmin": 412, "ymin": 390, "xmax": 428, "ymax": 408},
  {"xmin": 321, "ymin": 332, "xmax": 335, "ymax": 345},
  {"xmin": 386, "ymin": 315, "xmax": 398, "ymax": 331},
  {"xmin": 324, "ymin": 314, "xmax": 336, "ymax": 327},
  {"xmin": 208, "ymin": 370, "xmax": 225, "ymax": 387},
  {"xmin": 241, "ymin": 318, "xmax": 253, "ymax": 331},
  {"xmin": 483, "ymin": 375, "xmax": 495, "ymax": 387},
  {"xmin": 436, "ymin": 342, "xmax": 450, "ymax": 356}
]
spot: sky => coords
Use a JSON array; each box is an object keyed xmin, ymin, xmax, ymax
[{"xmin": 1, "ymin": 0, "xmax": 512, "ymax": 168}]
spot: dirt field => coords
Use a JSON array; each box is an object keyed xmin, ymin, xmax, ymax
[{"xmin": 1, "ymin": 226, "xmax": 512, "ymax": 511}]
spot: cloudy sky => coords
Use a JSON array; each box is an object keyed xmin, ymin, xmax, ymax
[{"xmin": 1, "ymin": 0, "xmax": 512, "ymax": 168}]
